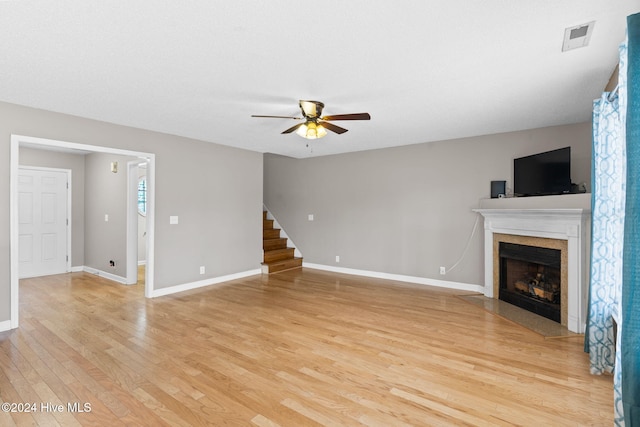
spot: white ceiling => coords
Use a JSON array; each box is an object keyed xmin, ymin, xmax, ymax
[{"xmin": 1, "ymin": 1, "xmax": 637, "ymax": 158}]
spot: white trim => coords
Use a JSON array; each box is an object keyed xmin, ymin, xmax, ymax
[
  {"xmin": 10, "ymin": 137, "xmax": 19, "ymax": 329},
  {"xmin": 82, "ymin": 266, "xmax": 128, "ymax": 285},
  {"xmin": 10, "ymin": 134, "xmax": 156, "ymax": 330},
  {"xmin": 303, "ymin": 263, "xmax": 484, "ymax": 293},
  {"xmin": 0, "ymin": 320, "xmax": 12, "ymax": 333},
  {"xmin": 150, "ymin": 269, "xmax": 261, "ymax": 298},
  {"xmin": 18, "ymin": 135, "xmax": 150, "ymax": 157},
  {"xmin": 70, "ymin": 266, "xmax": 84, "ymax": 273},
  {"xmin": 138, "ymin": 260, "xmax": 147, "ymax": 266},
  {"xmin": 126, "ymin": 160, "xmax": 145, "ymax": 285},
  {"xmin": 144, "ymin": 155, "xmax": 155, "ymax": 298}
]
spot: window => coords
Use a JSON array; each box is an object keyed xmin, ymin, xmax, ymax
[{"xmin": 138, "ymin": 177, "xmax": 147, "ymax": 216}]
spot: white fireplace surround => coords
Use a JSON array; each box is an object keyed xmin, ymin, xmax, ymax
[{"xmin": 473, "ymin": 209, "xmax": 591, "ymax": 333}]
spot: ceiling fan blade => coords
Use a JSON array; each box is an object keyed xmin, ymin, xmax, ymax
[
  {"xmin": 320, "ymin": 122, "xmax": 348, "ymax": 135},
  {"xmin": 251, "ymin": 115, "xmax": 301, "ymax": 120},
  {"xmin": 282, "ymin": 123, "xmax": 305, "ymax": 134},
  {"xmin": 321, "ymin": 113, "xmax": 371, "ymax": 121}
]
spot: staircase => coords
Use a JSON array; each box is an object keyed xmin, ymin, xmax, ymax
[{"xmin": 262, "ymin": 211, "xmax": 303, "ymax": 273}]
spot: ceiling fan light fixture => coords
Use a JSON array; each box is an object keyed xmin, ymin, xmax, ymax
[
  {"xmin": 296, "ymin": 121, "xmax": 327, "ymax": 139},
  {"xmin": 252, "ymin": 100, "xmax": 369, "ymax": 139}
]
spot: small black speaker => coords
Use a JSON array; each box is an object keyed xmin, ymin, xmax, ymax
[{"xmin": 491, "ymin": 181, "xmax": 506, "ymax": 198}]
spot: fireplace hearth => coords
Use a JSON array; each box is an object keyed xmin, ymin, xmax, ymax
[{"xmin": 499, "ymin": 242, "xmax": 561, "ymax": 323}]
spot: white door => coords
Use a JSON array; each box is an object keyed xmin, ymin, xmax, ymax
[{"xmin": 18, "ymin": 168, "xmax": 69, "ymax": 278}]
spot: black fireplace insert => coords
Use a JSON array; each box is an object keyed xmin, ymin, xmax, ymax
[{"xmin": 499, "ymin": 242, "xmax": 561, "ymax": 323}]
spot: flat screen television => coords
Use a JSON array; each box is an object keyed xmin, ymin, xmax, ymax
[{"xmin": 514, "ymin": 147, "xmax": 571, "ymax": 197}]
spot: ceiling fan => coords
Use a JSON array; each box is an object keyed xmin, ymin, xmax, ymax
[{"xmin": 252, "ymin": 100, "xmax": 371, "ymax": 139}]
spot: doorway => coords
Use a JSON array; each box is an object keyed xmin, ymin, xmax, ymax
[
  {"xmin": 10, "ymin": 134, "xmax": 156, "ymax": 329},
  {"xmin": 18, "ymin": 167, "xmax": 71, "ymax": 278},
  {"xmin": 126, "ymin": 160, "xmax": 148, "ymax": 285}
]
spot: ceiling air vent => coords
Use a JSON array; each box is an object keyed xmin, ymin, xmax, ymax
[{"xmin": 562, "ymin": 21, "xmax": 595, "ymax": 52}]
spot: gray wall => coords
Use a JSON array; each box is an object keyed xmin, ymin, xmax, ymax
[
  {"xmin": 1, "ymin": 101, "xmax": 263, "ymax": 323},
  {"xmin": 19, "ymin": 147, "xmax": 86, "ymax": 268},
  {"xmin": 264, "ymin": 122, "xmax": 591, "ymax": 286},
  {"xmin": 84, "ymin": 152, "xmax": 136, "ymax": 277}
]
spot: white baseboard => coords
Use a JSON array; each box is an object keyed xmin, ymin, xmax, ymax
[
  {"xmin": 302, "ymin": 263, "xmax": 483, "ymax": 293},
  {"xmin": 70, "ymin": 266, "xmax": 84, "ymax": 273},
  {"xmin": 82, "ymin": 266, "xmax": 128, "ymax": 285},
  {"xmin": 138, "ymin": 260, "xmax": 146, "ymax": 266},
  {"xmin": 150, "ymin": 269, "xmax": 262, "ymax": 298},
  {"xmin": 0, "ymin": 319, "xmax": 13, "ymax": 332}
]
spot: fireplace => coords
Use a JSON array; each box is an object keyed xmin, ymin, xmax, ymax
[
  {"xmin": 474, "ymin": 207, "xmax": 590, "ymax": 333},
  {"xmin": 499, "ymin": 242, "xmax": 561, "ymax": 322}
]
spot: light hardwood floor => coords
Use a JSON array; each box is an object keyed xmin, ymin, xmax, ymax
[{"xmin": 1, "ymin": 268, "xmax": 612, "ymax": 426}]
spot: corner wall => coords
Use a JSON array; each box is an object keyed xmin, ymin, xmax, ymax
[{"xmin": 264, "ymin": 122, "xmax": 591, "ymax": 286}]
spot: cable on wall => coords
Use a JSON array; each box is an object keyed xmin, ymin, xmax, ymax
[{"xmin": 445, "ymin": 215, "xmax": 480, "ymax": 274}]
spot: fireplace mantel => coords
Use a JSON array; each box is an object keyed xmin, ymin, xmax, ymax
[{"xmin": 473, "ymin": 208, "xmax": 591, "ymax": 333}]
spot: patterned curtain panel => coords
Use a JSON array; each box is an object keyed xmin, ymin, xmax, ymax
[
  {"xmin": 586, "ymin": 34, "xmax": 628, "ymax": 425},
  {"xmin": 587, "ymin": 85, "xmax": 625, "ymax": 375},
  {"xmin": 616, "ymin": 35, "xmax": 629, "ymax": 427},
  {"xmin": 622, "ymin": 12, "xmax": 640, "ymax": 427}
]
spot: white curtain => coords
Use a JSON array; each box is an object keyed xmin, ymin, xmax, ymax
[{"xmin": 586, "ymin": 37, "xmax": 627, "ymax": 425}]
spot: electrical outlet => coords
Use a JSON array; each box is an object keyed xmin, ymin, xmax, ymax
[
  {"xmin": 336, "ymin": 255, "xmax": 340, "ymax": 263},
  {"xmin": 110, "ymin": 260, "xmax": 116, "ymax": 268},
  {"xmin": 440, "ymin": 266, "xmax": 446, "ymax": 275},
  {"xmin": 199, "ymin": 266, "xmax": 205, "ymax": 275},
  {"xmin": 308, "ymin": 214, "xmax": 314, "ymax": 221}
]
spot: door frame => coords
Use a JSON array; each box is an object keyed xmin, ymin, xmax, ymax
[
  {"xmin": 10, "ymin": 134, "xmax": 156, "ymax": 329},
  {"xmin": 18, "ymin": 165, "xmax": 72, "ymax": 278},
  {"xmin": 126, "ymin": 159, "xmax": 147, "ymax": 285}
]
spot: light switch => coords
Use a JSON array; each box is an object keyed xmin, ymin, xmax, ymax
[
  {"xmin": 104, "ymin": 214, "xmax": 109, "ymax": 222},
  {"xmin": 308, "ymin": 214, "xmax": 314, "ymax": 221},
  {"xmin": 170, "ymin": 216, "xmax": 179, "ymax": 225}
]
